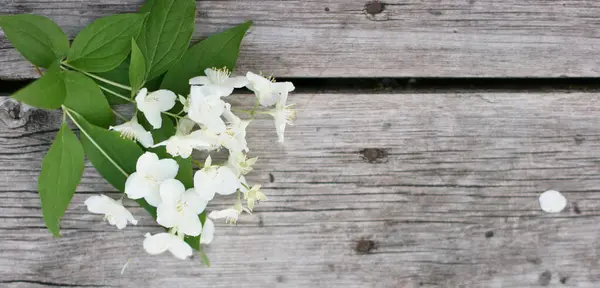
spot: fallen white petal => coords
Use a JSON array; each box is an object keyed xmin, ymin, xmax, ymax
[{"xmin": 539, "ymin": 190, "xmax": 567, "ymax": 213}]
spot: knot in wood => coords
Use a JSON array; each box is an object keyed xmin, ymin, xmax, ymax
[
  {"xmin": 0, "ymin": 97, "xmax": 33, "ymax": 129},
  {"xmin": 365, "ymin": 1, "xmax": 385, "ymax": 15},
  {"xmin": 360, "ymin": 148, "xmax": 388, "ymax": 163},
  {"xmin": 355, "ymin": 240, "xmax": 375, "ymax": 254}
]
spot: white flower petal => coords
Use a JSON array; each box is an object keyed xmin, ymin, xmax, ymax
[
  {"xmin": 156, "ymin": 205, "xmax": 179, "ymax": 228},
  {"xmin": 124, "ymin": 173, "xmax": 157, "ymax": 200},
  {"xmin": 209, "ymin": 208, "xmax": 240, "ymax": 223},
  {"xmin": 149, "ymin": 90, "xmax": 177, "ymax": 112},
  {"xmin": 136, "ymin": 152, "xmax": 160, "ymax": 174},
  {"xmin": 134, "ymin": 88, "xmax": 149, "ymax": 110},
  {"xmin": 113, "ymin": 217, "xmax": 128, "ymax": 230},
  {"xmin": 177, "ymin": 213, "xmax": 203, "ymax": 236},
  {"xmin": 144, "ymin": 189, "xmax": 162, "ymax": 207},
  {"xmin": 539, "ymin": 190, "xmax": 567, "ymax": 213},
  {"xmin": 200, "ymin": 219, "xmax": 215, "ymax": 244},
  {"xmin": 215, "ymin": 166, "xmax": 240, "ymax": 196},
  {"xmin": 84, "ymin": 195, "xmax": 112, "ymax": 214},
  {"xmin": 142, "ymin": 106, "xmax": 163, "ymax": 129},
  {"xmin": 168, "ymin": 236, "xmax": 193, "ymax": 260},
  {"xmin": 154, "ymin": 158, "xmax": 179, "ymax": 181},
  {"xmin": 273, "ymin": 82, "xmax": 295, "ymax": 94},
  {"xmin": 143, "ymin": 233, "xmax": 172, "ymax": 255},
  {"xmin": 205, "ymin": 85, "xmax": 234, "ymax": 98},
  {"xmin": 134, "ymin": 128, "xmax": 154, "ymax": 148},
  {"xmin": 109, "ymin": 117, "xmax": 154, "ymax": 148},
  {"xmin": 160, "ymin": 179, "xmax": 186, "ymax": 206},
  {"xmin": 224, "ymin": 76, "xmax": 249, "ymax": 88},
  {"xmin": 194, "ymin": 169, "xmax": 218, "ymax": 201},
  {"xmin": 183, "ymin": 188, "xmax": 207, "ymax": 214},
  {"xmin": 189, "ymin": 76, "xmax": 211, "ymax": 86}
]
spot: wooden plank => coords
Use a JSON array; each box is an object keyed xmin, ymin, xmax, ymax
[
  {"xmin": 1, "ymin": 92, "xmax": 600, "ymax": 287},
  {"xmin": 0, "ymin": 93, "xmax": 600, "ymax": 287},
  {"xmin": 3, "ymin": 0, "xmax": 600, "ymax": 79}
]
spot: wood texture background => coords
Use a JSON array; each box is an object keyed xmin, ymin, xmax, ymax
[
  {"xmin": 1, "ymin": 93, "xmax": 600, "ymax": 287},
  {"xmin": 2, "ymin": 0, "xmax": 600, "ymax": 78}
]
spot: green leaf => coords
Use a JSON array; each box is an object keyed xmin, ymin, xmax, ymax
[
  {"xmin": 161, "ymin": 21, "xmax": 252, "ymax": 95},
  {"xmin": 139, "ymin": 0, "xmax": 155, "ymax": 14},
  {"xmin": 67, "ymin": 110, "xmax": 142, "ymax": 192},
  {"xmin": 67, "ymin": 13, "xmax": 146, "ymax": 72},
  {"xmin": 95, "ymin": 61, "xmax": 131, "ymax": 105},
  {"xmin": 175, "ymin": 157, "xmax": 193, "ymax": 189},
  {"xmin": 0, "ymin": 14, "xmax": 69, "ymax": 68},
  {"xmin": 136, "ymin": 0, "xmax": 196, "ymax": 81},
  {"xmin": 12, "ymin": 63, "xmax": 66, "ymax": 109},
  {"xmin": 63, "ymin": 71, "xmax": 114, "ymax": 128},
  {"xmin": 38, "ymin": 122, "xmax": 85, "ymax": 237},
  {"xmin": 129, "ymin": 39, "xmax": 147, "ymax": 96}
]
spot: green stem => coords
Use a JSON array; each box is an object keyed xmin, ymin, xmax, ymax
[
  {"xmin": 163, "ymin": 111, "xmax": 185, "ymax": 119},
  {"xmin": 61, "ymin": 62, "xmax": 132, "ymax": 91},
  {"xmin": 99, "ymin": 86, "xmax": 134, "ymax": 103},
  {"xmin": 63, "ymin": 107, "xmax": 129, "ymax": 177}
]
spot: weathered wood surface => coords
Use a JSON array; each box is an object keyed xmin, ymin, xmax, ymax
[
  {"xmin": 3, "ymin": 0, "xmax": 600, "ymax": 79},
  {"xmin": 1, "ymin": 92, "xmax": 600, "ymax": 287}
]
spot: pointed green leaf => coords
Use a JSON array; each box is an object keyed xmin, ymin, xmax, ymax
[
  {"xmin": 67, "ymin": 13, "xmax": 146, "ymax": 72},
  {"xmin": 63, "ymin": 71, "xmax": 114, "ymax": 128},
  {"xmin": 67, "ymin": 110, "xmax": 141, "ymax": 192},
  {"xmin": 38, "ymin": 122, "xmax": 85, "ymax": 237},
  {"xmin": 129, "ymin": 39, "xmax": 147, "ymax": 96},
  {"xmin": 161, "ymin": 21, "xmax": 252, "ymax": 95},
  {"xmin": 136, "ymin": 0, "xmax": 196, "ymax": 81},
  {"xmin": 12, "ymin": 64, "xmax": 66, "ymax": 109},
  {"xmin": 0, "ymin": 14, "xmax": 69, "ymax": 68}
]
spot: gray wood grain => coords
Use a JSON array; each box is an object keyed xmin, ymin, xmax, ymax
[
  {"xmin": 3, "ymin": 0, "xmax": 600, "ymax": 79},
  {"xmin": 1, "ymin": 92, "xmax": 600, "ymax": 287}
]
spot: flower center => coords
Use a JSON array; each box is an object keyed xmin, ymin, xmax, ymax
[
  {"xmin": 176, "ymin": 201, "xmax": 187, "ymax": 214},
  {"xmin": 104, "ymin": 214, "xmax": 115, "ymax": 222},
  {"xmin": 120, "ymin": 128, "xmax": 136, "ymax": 141},
  {"xmin": 207, "ymin": 67, "xmax": 231, "ymax": 84}
]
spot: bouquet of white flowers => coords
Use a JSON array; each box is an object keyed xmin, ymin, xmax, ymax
[{"xmin": 0, "ymin": 0, "xmax": 295, "ymax": 263}]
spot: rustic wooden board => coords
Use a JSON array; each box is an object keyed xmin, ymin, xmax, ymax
[
  {"xmin": 1, "ymin": 92, "xmax": 600, "ymax": 287},
  {"xmin": 2, "ymin": 0, "xmax": 600, "ymax": 79}
]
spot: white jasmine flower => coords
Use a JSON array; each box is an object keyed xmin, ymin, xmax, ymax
[
  {"xmin": 156, "ymin": 179, "xmax": 206, "ymax": 236},
  {"xmin": 220, "ymin": 103, "xmax": 250, "ymax": 153},
  {"xmin": 84, "ymin": 194, "xmax": 138, "ymax": 229},
  {"xmin": 143, "ymin": 232, "xmax": 192, "ymax": 260},
  {"xmin": 154, "ymin": 118, "xmax": 218, "ymax": 158},
  {"xmin": 135, "ymin": 88, "xmax": 177, "ymax": 129},
  {"xmin": 194, "ymin": 156, "xmax": 240, "ymax": 202},
  {"xmin": 188, "ymin": 86, "xmax": 227, "ymax": 133},
  {"xmin": 243, "ymin": 184, "xmax": 267, "ymax": 212},
  {"xmin": 539, "ymin": 190, "xmax": 567, "ymax": 213},
  {"xmin": 109, "ymin": 115, "xmax": 154, "ymax": 148},
  {"xmin": 178, "ymin": 95, "xmax": 189, "ymax": 113},
  {"xmin": 208, "ymin": 200, "xmax": 249, "ymax": 224},
  {"xmin": 200, "ymin": 218, "xmax": 215, "ymax": 245},
  {"xmin": 246, "ymin": 72, "xmax": 295, "ymax": 107},
  {"xmin": 125, "ymin": 152, "xmax": 179, "ymax": 207},
  {"xmin": 227, "ymin": 151, "xmax": 257, "ymax": 177},
  {"xmin": 189, "ymin": 67, "xmax": 248, "ymax": 97},
  {"xmin": 267, "ymin": 90, "xmax": 296, "ymax": 143}
]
